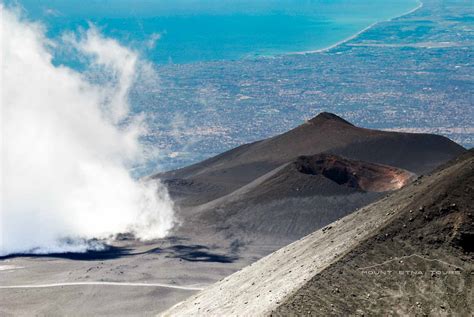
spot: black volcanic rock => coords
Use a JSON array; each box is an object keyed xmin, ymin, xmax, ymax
[
  {"xmin": 273, "ymin": 150, "xmax": 474, "ymax": 316},
  {"xmin": 308, "ymin": 112, "xmax": 354, "ymax": 126},
  {"xmin": 163, "ymin": 150, "xmax": 474, "ymax": 317},
  {"xmin": 154, "ymin": 112, "xmax": 465, "ymax": 207},
  {"xmin": 151, "ymin": 112, "xmax": 466, "ymax": 257},
  {"xmin": 151, "ymin": 113, "xmax": 466, "ymax": 253},
  {"xmin": 180, "ymin": 153, "xmax": 414, "ymax": 241},
  {"xmin": 292, "ymin": 154, "xmax": 414, "ymax": 192}
]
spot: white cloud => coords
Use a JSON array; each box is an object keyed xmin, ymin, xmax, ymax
[
  {"xmin": 146, "ymin": 32, "xmax": 163, "ymax": 49},
  {"xmin": 0, "ymin": 6, "xmax": 175, "ymax": 256}
]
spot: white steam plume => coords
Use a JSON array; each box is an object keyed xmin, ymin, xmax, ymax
[{"xmin": 0, "ymin": 6, "xmax": 175, "ymax": 256}]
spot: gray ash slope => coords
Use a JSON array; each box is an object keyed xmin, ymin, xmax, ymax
[
  {"xmin": 154, "ymin": 113, "xmax": 465, "ymax": 244},
  {"xmin": 155, "ymin": 112, "xmax": 464, "ymax": 207},
  {"xmin": 273, "ymin": 150, "xmax": 474, "ymax": 316},
  {"xmin": 189, "ymin": 154, "xmax": 415, "ymax": 242},
  {"xmin": 162, "ymin": 150, "xmax": 473, "ymax": 317}
]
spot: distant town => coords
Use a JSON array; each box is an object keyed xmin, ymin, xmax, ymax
[{"xmin": 130, "ymin": 0, "xmax": 473, "ymax": 173}]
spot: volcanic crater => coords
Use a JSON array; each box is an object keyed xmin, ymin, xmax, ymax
[{"xmin": 293, "ymin": 154, "xmax": 415, "ymax": 192}]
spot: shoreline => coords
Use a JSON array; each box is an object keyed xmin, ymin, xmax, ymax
[
  {"xmin": 156, "ymin": 0, "xmax": 425, "ymax": 65},
  {"xmin": 286, "ymin": 0, "xmax": 424, "ymax": 56}
]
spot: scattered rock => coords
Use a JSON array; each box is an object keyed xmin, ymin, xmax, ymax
[{"xmin": 322, "ymin": 226, "xmax": 333, "ymax": 233}]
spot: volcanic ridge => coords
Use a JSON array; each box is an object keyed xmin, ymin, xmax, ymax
[{"xmin": 162, "ymin": 150, "xmax": 473, "ymax": 316}]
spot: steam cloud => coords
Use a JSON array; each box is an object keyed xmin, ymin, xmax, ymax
[{"xmin": 0, "ymin": 6, "xmax": 175, "ymax": 256}]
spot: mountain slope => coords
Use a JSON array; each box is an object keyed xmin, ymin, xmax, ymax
[
  {"xmin": 154, "ymin": 113, "xmax": 465, "ymax": 207},
  {"xmin": 161, "ymin": 150, "xmax": 473, "ymax": 316},
  {"xmin": 183, "ymin": 154, "xmax": 415, "ymax": 242},
  {"xmin": 273, "ymin": 151, "xmax": 473, "ymax": 316}
]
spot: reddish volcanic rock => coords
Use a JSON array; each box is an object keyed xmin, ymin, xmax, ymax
[{"xmin": 293, "ymin": 154, "xmax": 415, "ymax": 192}]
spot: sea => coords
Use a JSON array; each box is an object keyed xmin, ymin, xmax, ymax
[
  {"xmin": 7, "ymin": 0, "xmax": 473, "ymax": 176},
  {"xmin": 11, "ymin": 0, "xmax": 419, "ymax": 64}
]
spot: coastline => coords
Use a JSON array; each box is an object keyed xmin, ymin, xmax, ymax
[{"xmin": 286, "ymin": 0, "xmax": 424, "ymax": 56}]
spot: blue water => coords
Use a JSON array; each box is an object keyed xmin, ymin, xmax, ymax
[
  {"xmin": 6, "ymin": 0, "xmax": 428, "ymax": 175},
  {"xmin": 11, "ymin": 0, "xmax": 419, "ymax": 64}
]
